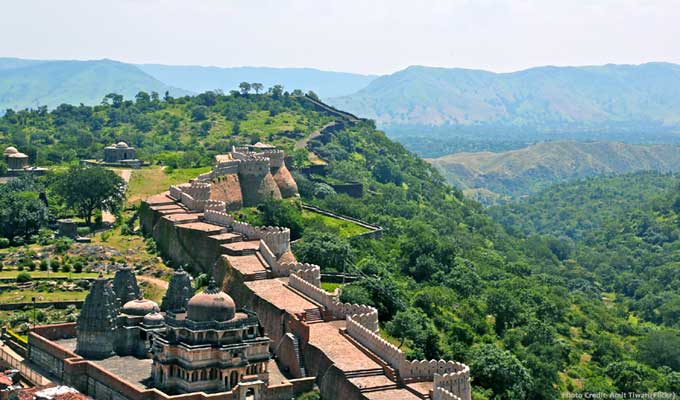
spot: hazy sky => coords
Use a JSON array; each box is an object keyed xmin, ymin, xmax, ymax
[{"xmin": 2, "ymin": 0, "xmax": 679, "ymax": 75}]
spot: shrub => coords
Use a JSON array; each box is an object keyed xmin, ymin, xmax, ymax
[
  {"xmin": 36, "ymin": 310, "xmax": 46, "ymax": 322},
  {"xmin": 54, "ymin": 238, "xmax": 73, "ymax": 254},
  {"xmin": 17, "ymin": 265, "xmax": 24, "ymax": 271},
  {"xmin": 73, "ymin": 262, "xmax": 83, "ymax": 273},
  {"xmin": 100, "ymin": 230, "xmax": 112, "ymax": 242},
  {"xmin": 40, "ymin": 259, "xmax": 49, "ymax": 271},
  {"xmin": 76, "ymin": 227, "xmax": 90, "ymax": 237},
  {"xmin": 16, "ymin": 272, "xmax": 32, "ymax": 283},
  {"xmin": 0, "ymin": 238, "xmax": 9, "ymax": 248},
  {"xmin": 28, "ymin": 262, "xmax": 36, "ymax": 271},
  {"xmin": 50, "ymin": 259, "xmax": 60, "ymax": 273},
  {"xmin": 0, "ymin": 262, "xmax": 3, "ymax": 272},
  {"xmin": 61, "ymin": 264, "xmax": 71, "ymax": 273}
]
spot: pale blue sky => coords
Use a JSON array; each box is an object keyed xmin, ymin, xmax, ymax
[{"xmin": 2, "ymin": 0, "xmax": 679, "ymax": 75}]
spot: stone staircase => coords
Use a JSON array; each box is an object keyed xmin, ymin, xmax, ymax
[
  {"xmin": 291, "ymin": 335, "xmax": 307, "ymax": 377},
  {"xmin": 304, "ymin": 308, "xmax": 323, "ymax": 323},
  {"xmin": 252, "ymin": 271, "xmax": 268, "ymax": 281},
  {"xmin": 343, "ymin": 368, "xmax": 384, "ymax": 379}
]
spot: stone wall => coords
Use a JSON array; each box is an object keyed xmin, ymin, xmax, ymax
[
  {"xmin": 203, "ymin": 209, "xmax": 290, "ymax": 257},
  {"xmin": 288, "ymin": 275, "xmax": 378, "ymax": 332},
  {"xmin": 345, "ymin": 317, "xmax": 471, "ymax": 400}
]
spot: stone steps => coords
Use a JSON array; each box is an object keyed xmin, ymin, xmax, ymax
[
  {"xmin": 343, "ymin": 368, "xmax": 384, "ymax": 378},
  {"xmin": 358, "ymin": 383, "xmax": 400, "ymax": 393},
  {"xmin": 304, "ymin": 307, "xmax": 323, "ymax": 323},
  {"xmin": 252, "ymin": 271, "xmax": 268, "ymax": 281}
]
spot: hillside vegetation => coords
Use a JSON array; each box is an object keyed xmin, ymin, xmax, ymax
[
  {"xmin": 427, "ymin": 141, "xmax": 680, "ymax": 203},
  {"xmin": 0, "ymin": 58, "xmax": 188, "ymax": 111},
  {"xmin": 137, "ymin": 64, "xmax": 376, "ymax": 98},
  {"xmin": 1, "ymin": 93, "xmax": 679, "ymax": 398},
  {"xmin": 330, "ymin": 63, "xmax": 680, "ymax": 141}
]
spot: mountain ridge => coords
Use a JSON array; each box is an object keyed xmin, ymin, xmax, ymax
[
  {"xmin": 329, "ymin": 62, "xmax": 680, "ymax": 138},
  {"xmin": 427, "ymin": 140, "xmax": 680, "ymax": 203}
]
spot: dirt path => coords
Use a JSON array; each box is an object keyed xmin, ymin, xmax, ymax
[
  {"xmin": 102, "ymin": 169, "xmax": 132, "ymax": 224},
  {"xmin": 294, "ymin": 122, "xmax": 336, "ymax": 150},
  {"xmin": 137, "ymin": 275, "xmax": 169, "ymax": 290}
]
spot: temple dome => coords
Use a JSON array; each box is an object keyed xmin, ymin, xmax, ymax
[
  {"xmin": 143, "ymin": 308, "xmax": 164, "ymax": 326},
  {"xmin": 4, "ymin": 146, "xmax": 18, "ymax": 156},
  {"xmin": 122, "ymin": 296, "xmax": 159, "ymax": 316},
  {"xmin": 186, "ymin": 279, "xmax": 235, "ymax": 322},
  {"xmin": 116, "ymin": 141, "xmax": 129, "ymax": 148}
]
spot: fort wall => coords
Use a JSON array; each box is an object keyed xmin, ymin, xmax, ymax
[
  {"xmin": 288, "ymin": 275, "xmax": 378, "ymax": 331},
  {"xmin": 345, "ymin": 317, "xmax": 471, "ymax": 400}
]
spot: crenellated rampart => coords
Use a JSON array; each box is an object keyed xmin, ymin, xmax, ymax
[
  {"xmin": 345, "ymin": 317, "xmax": 471, "ymax": 400},
  {"xmin": 288, "ymin": 275, "xmax": 379, "ymax": 332}
]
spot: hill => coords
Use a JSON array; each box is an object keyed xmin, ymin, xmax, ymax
[
  {"xmin": 329, "ymin": 63, "xmax": 680, "ymax": 141},
  {"xmin": 137, "ymin": 64, "xmax": 376, "ymax": 98},
  {"xmin": 0, "ymin": 58, "xmax": 189, "ymax": 111},
  {"xmin": 427, "ymin": 141, "xmax": 680, "ymax": 203},
  {"xmin": 2, "ymin": 94, "xmax": 679, "ymax": 397}
]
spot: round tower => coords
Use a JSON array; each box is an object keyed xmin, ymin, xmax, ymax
[{"xmin": 238, "ymin": 157, "xmax": 282, "ymax": 206}]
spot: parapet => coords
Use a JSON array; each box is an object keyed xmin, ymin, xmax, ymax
[{"xmin": 345, "ymin": 316, "xmax": 471, "ymax": 400}]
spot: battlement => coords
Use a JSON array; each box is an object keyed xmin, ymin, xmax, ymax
[
  {"xmin": 345, "ymin": 316, "xmax": 471, "ymax": 400},
  {"xmin": 237, "ymin": 157, "xmax": 271, "ymax": 177},
  {"xmin": 288, "ymin": 274, "xmax": 379, "ymax": 332},
  {"xmin": 261, "ymin": 149, "xmax": 284, "ymax": 167}
]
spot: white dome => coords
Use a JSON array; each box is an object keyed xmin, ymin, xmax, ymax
[
  {"xmin": 116, "ymin": 142, "xmax": 129, "ymax": 148},
  {"xmin": 4, "ymin": 146, "xmax": 18, "ymax": 156}
]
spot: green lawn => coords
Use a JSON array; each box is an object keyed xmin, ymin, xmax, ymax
[
  {"xmin": 320, "ymin": 282, "xmax": 341, "ymax": 293},
  {"xmin": 301, "ymin": 210, "xmax": 371, "ymax": 237},
  {"xmin": 0, "ymin": 289, "xmax": 87, "ymax": 303},
  {"xmin": 0, "ymin": 270, "xmax": 112, "ymax": 279},
  {"xmin": 127, "ymin": 166, "xmax": 211, "ymax": 204}
]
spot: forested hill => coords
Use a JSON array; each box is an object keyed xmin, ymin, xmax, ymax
[
  {"xmin": 136, "ymin": 64, "xmax": 376, "ymax": 98},
  {"xmin": 427, "ymin": 140, "xmax": 680, "ymax": 203},
  {"xmin": 329, "ymin": 62, "xmax": 680, "ymax": 139},
  {"xmin": 0, "ymin": 58, "xmax": 189, "ymax": 111},
  {"xmin": 1, "ymin": 92, "xmax": 679, "ymax": 397}
]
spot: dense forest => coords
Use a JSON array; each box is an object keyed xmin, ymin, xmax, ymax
[{"xmin": 1, "ymin": 92, "xmax": 679, "ymax": 399}]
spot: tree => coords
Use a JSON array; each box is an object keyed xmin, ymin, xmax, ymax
[
  {"xmin": 292, "ymin": 232, "xmax": 354, "ymax": 273},
  {"xmin": 239, "ymin": 82, "xmax": 251, "ymax": 95},
  {"xmin": 251, "ymin": 82, "xmax": 264, "ymax": 94},
  {"xmin": 386, "ymin": 307, "xmax": 431, "ymax": 348},
  {"xmin": 268, "ymin": 85, "xmax": 284, "ymax": 99},
  {"xmin": 637, "ymin": 330, "xmax": 680, "ymax": 370},
  {"xmin": 54, "ymin": 166, "xmax": 125, "ymax": 225},
  {"xmin": 0, "ymin": 191, "xmax": 48, "ymax": 240},
  {"xmin": 471, "ymin": 344, "xmax": 533, "ymax": 399}
]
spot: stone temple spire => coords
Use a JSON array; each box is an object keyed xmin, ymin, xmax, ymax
[
  {"xmin": 111, "ymin": 265, "xmax": 140, "ymax": 306},
  {"xmin": 76, "ymin": 272, "xmax": 119, "ymax": 359},
  {"xmin": 160, "ymin": 266, "xmax": 193, "ymax": 313}
]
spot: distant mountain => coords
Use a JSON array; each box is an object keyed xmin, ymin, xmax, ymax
[
  {"xmin": 136, "ymin": 64, "xmax": 376, "ymax": 98},
  {"xmin": 427, "ymin": 141, "xmax": 680, "ymax": 204},
  {"xmin": 329, "ymin": 63, "xmax": 680, "ymax": 139},
  {"xmin": 0, "ymin": 58, "xmax": 189, "ymax": 111}
]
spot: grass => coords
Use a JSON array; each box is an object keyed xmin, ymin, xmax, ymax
[
  {"xmin": 126, "ymin": 166, "xmax": 211, "ymax": 204},
  {"xmin": 0, "ymin": 289, "xmax": 88, "ymax": 303},
  {"xmin": 301, "ymin": 209, "xmax": 371, "ymax": 237},
  {"xmin": 321, "ymin": 282, "xmax": 341, "ymax": 293},
  {"xmin": 0, "ymin": 270, "xmax": 112, "ymax": 279}
]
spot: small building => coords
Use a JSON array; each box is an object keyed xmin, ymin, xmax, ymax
[
  {"xmin": 101, "ymin": 141, "xmax": 142, "ymax": 168},
  {"xmin": 4, "ymin": 146, "xmax": 29, "ymax": 170},
  {"xmin": 104, "ymin": 142, "xmax": 136, "ymax": 163}
]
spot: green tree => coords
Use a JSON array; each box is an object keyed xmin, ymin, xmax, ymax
[
  {"xmin": 637, "ymin": 330, "xmax": 680, "ymax": 370},
  {"xmin": 0, "ymin": 191, "xmax": 48, "ymax": 240},
  {"xmin": 471, "ymin": 344, "xmax": 533, "ymax": 400},
  {"xmin": 54, "ymin": 166, "xmax": 125, "ymax": 225},
  {"xmin": 251, "ymin": 82, "xmax": 264, "ymax": 94},
  {"xmin": 239, "ymin": 82, "xmax": 251, "ymax": 95},
  {"xmin": 292, "ymin": 232, "xmax": 354, "ymax": 273}
]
